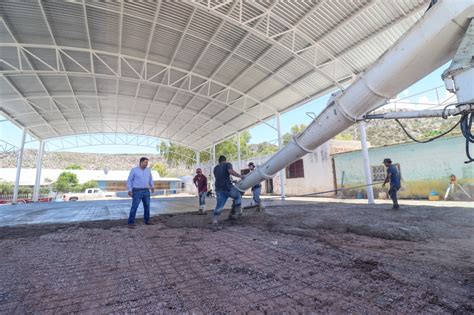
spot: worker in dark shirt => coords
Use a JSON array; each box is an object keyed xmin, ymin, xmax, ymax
[
  {"xmin": 248, "ymin": 162, "xmax": 264, "ymax": 211},
  {"xmin": 193, "ymin": 168, "xmax": 207, "ymax": 214},
  {"xmin": 212, "ymin": 155, "xmax": 245, "ymax": 230},
  {"xmin": 382, "ymin": 158, "xmax": 401, "ymax": 209}
]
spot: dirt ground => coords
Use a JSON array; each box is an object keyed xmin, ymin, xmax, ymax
[{"xmin": 0, "ymin": 202, "xmax": 473, "ymax": 313}]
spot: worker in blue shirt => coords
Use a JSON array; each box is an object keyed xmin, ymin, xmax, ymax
[
  {"xmin": 382, "ymin": 158, "xmax": 401, "ymax": 209},
  {"xmin": 248, "ymin": 162, "xmax": 264, "ymax": 211},
  {"xmin": 126, "ymin": 157, "xmax": 155, "ymax": 227}
]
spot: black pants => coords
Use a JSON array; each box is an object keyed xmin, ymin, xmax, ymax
[{"xmin": 388, "ymin": 186, "xmax": 400, "ymax": 208}]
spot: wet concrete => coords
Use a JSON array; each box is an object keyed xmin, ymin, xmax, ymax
[
  {"xmin": 0, "ymin": 195, "xmax": 472, "ymax": 228},
  {"xmin": 0, "ymin": 195, "xmax": 216, "ymax": 227},
  {"xmin": 0, "ymin": 201, "xmax": 473, "ymax": 313}
]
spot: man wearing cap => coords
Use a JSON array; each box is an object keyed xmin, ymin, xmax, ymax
[
  {"xmin": 248, "ymin": 162, "xmax": 264, "ymax": 211},
  {"xmin": 382, "ymin": 158, "xmax": 401, "ymax": 209},
  {"xmin": 212, "ymin": 155, "xmax": 245, "ymax": 230},
  {"xmin": 193, "ymin": 168, "xmax": 207, "ymax": 214}
]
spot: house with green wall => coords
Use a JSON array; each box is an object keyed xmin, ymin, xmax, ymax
[{"xmin": 333, "ymin": 136, "xmax": 473, "ymax": 199}]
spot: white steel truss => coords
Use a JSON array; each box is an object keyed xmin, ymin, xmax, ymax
[
  {"xmin": 0, "ymin": 0, "xmax": 428, "ymax": 150},
  {"xmin": 0, "ymin": 139, "xmax": 19, "ymax": 154},
  {"xmin": 44, "ymin": 133, "xmax": 165, "ymax": 152}
]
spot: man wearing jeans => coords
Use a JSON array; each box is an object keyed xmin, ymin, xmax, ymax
[
  {"xmin": 212, "ymin": 155, "xmax": 245, "ymax": 230},
  {"xmin": 248, "ymin": 162, "xmax": 264, "ymax": 211},
  {"xmin": 193, "ymin": 168, "xmax": 207, "ymax": 214},
  {"xmin": 382, "ymin": 158, "xmax": 401, "ymax": 209},
  {"xmin": 127, "ymin": 157, "xmax": 155, "ymax": 228}
]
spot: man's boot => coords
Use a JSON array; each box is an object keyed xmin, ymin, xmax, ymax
[
  {"xmin": 212, "ymin": 215, "xmax": 221, "ymax": 231},
  {"xmin": 227, "ymin": 201, "xmax": 237, "ymax": 221},
  {"xmin": 234, "ymin": 204, "xmax": 242, "ymax": 219}
]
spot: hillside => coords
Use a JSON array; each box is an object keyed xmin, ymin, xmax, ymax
[
  {"xmin": 336, "ymin": 114, "xmax": 462, "ymax": 146},
  {"xmin": 0, "ymin": 115, "xmax": 463, "ymax": 172},
  {"xmin": 0, "ymin": 150, "xmax": 191, "ymax": 177}
]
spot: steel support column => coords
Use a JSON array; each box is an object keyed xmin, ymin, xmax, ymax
[
  {"xmin": 359, "ymin": 121, "xmax": 375, "ymax": 204},
  {"xmin": 33, "ymin": 140, "xmax": 45, "ymax": 202},
  {"xmin": 12, "ymin": 128, "xmax": 27, "ymax": 204},
  {"xmin": 236, "ymin": 132, "xmax": 241, "ymax": 174},
  {"xmin": 276, "ymin": 113, "xmax": 285, "ymax": 200}
]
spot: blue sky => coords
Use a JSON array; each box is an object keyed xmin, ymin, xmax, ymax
[{"xmin": 0, "ymin": 63, "xmax": 451, "ymax": 154}]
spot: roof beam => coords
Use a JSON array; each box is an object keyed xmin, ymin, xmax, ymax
[
  {"xmin": 0, "ymin": 43, "xmax": 277, "ymax": 117},
  {"xmin": 130, "ymin": 0, "xmax": 162, "ymax": 115},
  {"xmin": 221, "ymin": 0, "xmax": 360, "ymax": 100},
  {"xmin": 3, "ymin": 93, "xmax": 232, "ymax": 134},
  {"xmin": 166, "ymin": 1, "xmax": 283, "ymax": 140},
  {"xmin": 2, "ymin": 18, "xmax": 87, "ymax": 134},
  {"xmin": 316, "ymin": 1, "xmax": 377, "ymax": 44},
  {"xmin": 81, "ymin": 0, "xmax": 103, "ymax": 131},
  {"xmin": 179, "ymin": 2, "xmax": 318, "ymax": 141},
  {"xmin": 332, "ymin": 2, "xmax": 426, "ymax": 60},
  {"xmin": 31, "ymin": 126, "xmax": 199, "ymax": 151},
  {"xmin": 1, "ymin": 16, "xmax": 74, "ymax": 135},
  {"xmin": 58, "ymin": 57, "xmax": 90, "ymax": 133},
  {"xmin": 159, "ymin": 1, "xmax": 241, "ymax": 138},
  {"xmin": 69, "ymin": 1, "xmax": 302, "ymax": 102},
  {"xmin": 0, "ymin": 108, "xmax": 44, "ymax": 141},
  {"xmin": 292, "ymin": 0, "xmax": 327, "ymax": 29},
  {"xmin": 0, "ymin": 74, "xmax": 60, "ymax": 137},
  {"xmin": 187, "ymin": 1, "xmax": 352, "ymax": 89},
  {"xmin": 150, "ymin": 7, "xmax": 198, "ymax": 134}
]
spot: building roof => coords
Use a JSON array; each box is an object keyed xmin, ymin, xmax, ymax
[
  {"xmin": 0, "ymin": 1, "xmax": 429, "ymax": 150},
  {"xmin": 0, "ymin": 168, "xmax": 181, "ymax": 186}
]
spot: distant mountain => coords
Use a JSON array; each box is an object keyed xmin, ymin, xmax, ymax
[
  {"xmin": 336, "ymin": 113, "xmax": 462, "ymax": 146},
  {"xmin": 0, "ymin": 150, "xmax": 191, "ymax": 176},
  {"xmin": 1, "ymin": 113, "xmax": 462, "ymax": 172}
]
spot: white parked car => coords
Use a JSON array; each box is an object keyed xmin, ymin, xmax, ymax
[{"xmin": 62, "ymin": 188, "xmax": 115, "ymax": 201}]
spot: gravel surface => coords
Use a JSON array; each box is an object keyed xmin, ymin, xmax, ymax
[{"xmin": 0, "ymin": 202, "xmax": 473, "ymax": 313}]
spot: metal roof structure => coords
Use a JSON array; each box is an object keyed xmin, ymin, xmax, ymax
[{"xmin": 0, "ymin": 0, "xmax": 429, "ymax": 151}]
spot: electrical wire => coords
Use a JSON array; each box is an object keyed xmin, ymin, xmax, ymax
[
  {"xmin": 395, "ymin": 117, "xmax": 462, "ymax": 143},
  {"xmin": 460, "ymin": 111, "xmax": 474, "ymax": 163},
  {"xmin": 394, "ymin": 103, "xmax": 461, "ymax": 143},
  {"xmin": 394, "ymin": 102, "xmax": 473, "ymax": 163}
]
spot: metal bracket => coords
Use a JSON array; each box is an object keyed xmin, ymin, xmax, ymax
[
  {"xmin": 292, "ymin": 136, "xmax": 315, "ymax": 153},
  {"xmin": 306, "ymin": 112, "xmax": 322, "ymax": 126},
  {"xmin": 332, "ymin": 100, "xmax": 358, "ymax": 123},
  {"xmin": 257, "ymin": 166, "xmax": 274, "ymax": 179}
]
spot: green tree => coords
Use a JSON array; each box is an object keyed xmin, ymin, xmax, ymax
[
  {"xmin": 18, "ymin": 186, "xmax": 32, "ymax": 194},
  {"xmin": 152, "ymin": 162, "xmax": 168, "ymax": 177},
  {"xmin": 158, "ymin": 131, "xmax": 255, "ymax": 167},
  {"xmin": 0, "ymin": 181, "xmax": 13, "ymax": 194},
  {"xmin": 159, "ymin": 141, "xmax": 197, "ymax": 168},
  {"xmin": 65, "ymin": 164, "xmax": 83, "ymax": 170},
  {"xmin": 214, "ymin": 131, "xmax": 252, "ymax": 160},
  {"xmin": 334, "ymin": 133, "xmax": 354, "ymax": 141},
  {"xmin": 77, "ymin": 180, "xmax": 98, "ymax": 192},
  {"xmin": 158, "ymin": 131, "xmax": 251, "ymax": 167},
  {"xmin": 53, "ymin": 172, "xmax": 79, "ymax": 193},
  {"xmin": 254, "ymin": 142, "xmax": 278, "ymax": 156},
  {"xmin": 283, "ymin": 124, "xmax": 307, "ymax": 145},
  {"xmin": 39, "ymin": 186, "xmax": 50, "ymax": 194}
]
